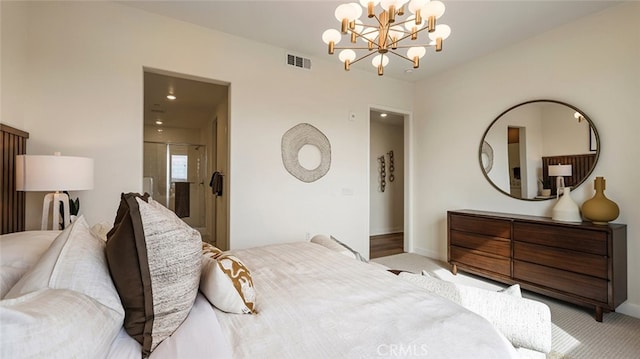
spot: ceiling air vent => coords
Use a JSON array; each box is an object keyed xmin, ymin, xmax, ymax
[{"xmin": 286, "ymin": 53, "xmax": 311, "ymax": 70}]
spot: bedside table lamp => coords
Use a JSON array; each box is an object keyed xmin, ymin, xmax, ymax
[
  {"xmin": 548, "ymin": 164, "xmax": 572, "ymax": 198},
  {"xmin": 15, "ymin": 152, "xmax": 94, "ymax": 230}
]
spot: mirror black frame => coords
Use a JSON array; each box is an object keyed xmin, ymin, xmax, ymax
[{"xmin": 479, "ymin": 99, "xmax": 600, "ymax": 201}]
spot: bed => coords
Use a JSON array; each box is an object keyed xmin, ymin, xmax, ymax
[{"xmin": 0, "ymin": 194, "xmax": 522, "ymax": 359}]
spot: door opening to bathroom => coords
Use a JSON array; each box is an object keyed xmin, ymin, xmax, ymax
[{"xmin": 142, "ymin": 69, "xmax": 229, "ymax": 248}]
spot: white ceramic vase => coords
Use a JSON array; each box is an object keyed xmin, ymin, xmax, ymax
[{"xmin": 552, "ymin": 187, "xmax": 582, "ymax": 222}]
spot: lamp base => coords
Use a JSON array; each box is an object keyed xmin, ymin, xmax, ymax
[{"xmin": 42, "ymin": 192, "xmax": 70, "ymax": 230}]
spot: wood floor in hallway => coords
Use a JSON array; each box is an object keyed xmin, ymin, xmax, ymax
[{"xmin": 369, "ymin": 232, "xmax": 404, "ymax": 259}]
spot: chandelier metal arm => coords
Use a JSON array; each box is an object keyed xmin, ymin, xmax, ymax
[
  {"xmin": 385, "ymin": 50, "xmax": 413, "ymax": 63},
  {"xmin": 350, "ymin": 50, "xmax": 379, "ymax": 66},
  {"xmin": 334, "ymin": 46, "xmax": 379, "ymax": 50}
]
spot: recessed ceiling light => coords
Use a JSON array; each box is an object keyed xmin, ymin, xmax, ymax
[
  {"xmin": 380, "ymin": 113, "xmax": 388, "ymax": 118},
  {"xmin": 155, "ymin": 120, "xmax": 163, "ymax": 125},
  {"xmin": 157, "ymin": 128, "xmax": 163, "ymax": 133},
  {"xmin": 166, "ymin": 94, "xmax": 176, "ymax": 100}
]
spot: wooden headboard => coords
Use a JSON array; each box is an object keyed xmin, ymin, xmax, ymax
[
  {"xmin": 1, "ymin": 124, "xmax": 29, "ymax": 234},
  {"xmin": 542, "ymin": 153, "xmax": 597, "ymax": 195}
]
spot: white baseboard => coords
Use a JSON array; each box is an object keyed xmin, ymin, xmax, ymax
[{"xmin": 617, "ymin": 301, "xmax": 640, "ymax": 319}]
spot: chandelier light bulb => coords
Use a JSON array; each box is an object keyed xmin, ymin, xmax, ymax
[
  {"xmin": 407, "ymin": 46, "xmax": 426, "ymax": 59},
  {"xmin": 408, "ymin": 0, "xmax": 428, "ymax": 13},
  {"xmin": 322, "ymin": 29, "xmax": 342, "ymax": 45},
  {"xmin": 349, "ymin": 2, "xmax": 363, "ymax": 19},
  {"xmin": 339, "ymin": 49, "xmax": 357, "ymax": 63},
  {"xmin": 339, "ymin": 49, "xmax": 357, "ymax": 70},
  {"xmin": 423, "ymin": 1, "xmax": 445, "ymax": 19},
  {"xmin": 371, "ymin": 54, "xmax": 390, "ymax": 68},
  {"xmin": 335, "ymin": 3, "xmax": 359, "ymax": 22},
  {"xmin": 428, "ymin": 24, "xmax": 451, "ymax": 40}
]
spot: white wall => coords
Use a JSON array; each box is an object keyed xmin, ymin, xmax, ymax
[
  {"xmin": 0, "ymin": 1, "xmax": 413, "ymax": 258},
  {"xmin": 369, "ymin": 119, "xmax": 404, "ymax": 235},
  {"xmin": 0, "ymin": 1, "xmax": 28, "ymax": 130},
  {"xmin": 412, "ymin": 2, "xmax": 640, "ymax": 317}
]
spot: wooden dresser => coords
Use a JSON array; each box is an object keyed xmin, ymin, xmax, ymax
[{"xmin": 447, "ymin": 209, "xmax": 627, "ymax": 322}]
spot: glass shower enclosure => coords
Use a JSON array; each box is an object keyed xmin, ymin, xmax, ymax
[{"xmin": 143, "ymin": 142, "xmax": 208, "ymax": 240}]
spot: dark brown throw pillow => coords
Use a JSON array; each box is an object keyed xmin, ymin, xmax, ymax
[
  {"xmin": 105, "ymin": 193, "xmax": 201, "ymax": 357},
  {"xmin": 105, "ymin": 193, "xmax": 150, "ymax": 348}
]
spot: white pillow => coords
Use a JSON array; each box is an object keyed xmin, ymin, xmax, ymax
[
  {"xmin": 5, "ymin": 216, "xmax": 124, "ymax": 314},
  {"xmin": 1, "ymin": 288, "xmax": 123, "ymax": 359},
  {"xmin": 0, "ymin": 230, "xmax": 60, "ymax": 298},
  {"xmin": 200, "ymin": 245, "xmax": 256, "ymax": 314},
  {"xmin": 399, "ymin": 272, "xmax": 551, "ymax": 353}
]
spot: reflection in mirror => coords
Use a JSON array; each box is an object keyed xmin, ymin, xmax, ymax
[{"xmin": 480, "ymin": 100, "xmax": 599, "ymax": 200}]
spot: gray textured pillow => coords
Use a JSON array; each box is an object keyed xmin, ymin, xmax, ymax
[{"xmin": 106, "ymin": 193, "xmax": 201, "ymax": 356}]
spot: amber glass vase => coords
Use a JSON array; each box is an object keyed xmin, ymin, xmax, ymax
[{"xmin": 581, "ymin": 177, "xmax": 620, "ymax": 225}]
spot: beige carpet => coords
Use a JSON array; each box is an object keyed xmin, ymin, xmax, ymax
[{"xmin": 372, "ymin": 253, "xmax": 640, "ymax": 359}]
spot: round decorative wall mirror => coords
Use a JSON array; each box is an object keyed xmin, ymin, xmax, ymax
[{"xmin": 480, "ymin": 100, "xmax": 600, "ymax": 200}]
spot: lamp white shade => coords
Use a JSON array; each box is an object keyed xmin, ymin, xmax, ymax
[
  {"xmin": 548, "ymin": 164, "xmax": 572, "ymax": 177},
  {"xmin": 16, "ymin": 154, "xmax": 94, "ymax": 192}
]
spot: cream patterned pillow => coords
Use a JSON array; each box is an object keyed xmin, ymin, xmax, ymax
[
  {"xmin": 202, "ymin": 242, "xmax": 223, "ymax": 259},
  {"xmin": 200, "ymin": 245, "xmax": 256, "ymax": 314}
]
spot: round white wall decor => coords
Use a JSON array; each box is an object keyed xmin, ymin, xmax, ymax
[
  {"xmin": 281, "ymin": 123, "xmax": 331, "ymax": 183},
  {"xmin": 481, "ymin": 140, "xmax": 494, "ymax": 173}
]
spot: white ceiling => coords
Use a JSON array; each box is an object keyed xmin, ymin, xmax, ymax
[
  {"xmin": 122, "ymin": 0, "xmax": 623, "ymax": 82},
  {"xmin": 135, "ymin": 0, "xmax": 623, "ymax": 131}
]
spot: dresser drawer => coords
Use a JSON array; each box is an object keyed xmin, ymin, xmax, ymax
[
  {"xmin": 513, "ymin": 222, "xmax": 607, "ymax": 256},
  {"xmin": 450, "ymin": 230, "xmax": 511, "ymax": 257},
  {"xmin": 514, "ymin": 241, "xmax": 608, "ymax": 279},
  {"xmin": 514, "ymin": 261, "xmax": 608, "ymax": 303},
  {"xmin": 450, "ymin": 214, "xmax": 511, "ymax": 239},
  {"xmin": 450, "ymin": 246, "xmax": 511, "ymax": 277}
]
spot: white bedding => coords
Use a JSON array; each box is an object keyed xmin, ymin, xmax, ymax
[
  {"xmin": 106, "ymin": 293, "xmax": 232, "ymax": 359},
  {"xmin": 216, "ymin": 242, "xmax": 519, "ymax": 359}
]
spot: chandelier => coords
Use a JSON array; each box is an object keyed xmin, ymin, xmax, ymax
[{"xmin": 322, "ymin": 0, "xmax": 451, "ymax": 76}]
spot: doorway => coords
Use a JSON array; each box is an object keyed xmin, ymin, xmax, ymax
[
  {"xmin": 369, "ymin": 109, "xmax": 406, "ymax": 259},
  {"xmin": 142, "ymin": 69, "xmax": 230, "ymax": 249}
]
